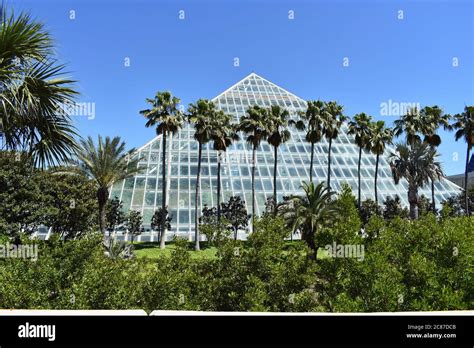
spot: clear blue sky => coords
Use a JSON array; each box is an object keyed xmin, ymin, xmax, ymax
[{"xmin": 11, "ymin": 0, "xmax": 474, "ymax": 175}]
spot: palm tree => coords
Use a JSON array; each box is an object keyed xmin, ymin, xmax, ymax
[
  {"xmin": 299, "ymin": 100, "xmax": 324, "ymax": 182},
  {"xmin": 266, "ymin": 105, "xmax": 301, "ymax": 214},
  {"xmin": 389, "ymin": 142, "xmax": 443, "ymax": 219},
  {"xmin": 277, "ymin": 181, "xmax": 338, "ymax": 260},
  {"xmin": 139, "ymin": 91, "xmax": 184, "ymax": 249},
  {"xmin": 369, "ymin": 121, "xmax": 392, "ymax": 205},
  {"xmin": 348, "ymin": 113, "xmax": 373, "ymax": 210},
  {"xmin": 187, "ymin": 99, "xmax": 217, "ymax": 250},
  {"xmin": 452, "ymin": 106, "xmax": 474, "ymax": 216},
  {"xmin": 74, "ymin": 136, "xmax": 140, "ymax": 234},
  {"xmin": 321, "ymin": 101, "xmax": 347, "ymax": 191},
  {"xmin": 211, "ymin": 110, "xmax": 239, "ymax": 222},
  {"xmin": 395, "ymin": 106, "xmax": 451, "ymax": 213},
  {"xmin": 239, "ymin": 105, "xmax": 269, "ymax": 227},
  {"xmin": 419, "ymin": 106, "xmax": 451, "ymax": 213},
  {"xmin": 0, "ymin": 8, "xmax": 79, "ymax": 168},
  {"xmin": 393, "ymin": 107, "xmax": 427, "ymax": 146}
]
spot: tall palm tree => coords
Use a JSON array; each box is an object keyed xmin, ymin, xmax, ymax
[
  {"xmin": 389, "ymin": 142, "xmax": 443, "ymax": 219},
  {"xmin": 393, "ymin": 107, "xmax": 427, "ymax": 146},
  {"xmin": 369, "ymin": 121, "xmax": 393, "ymax": 205},
  {"xmin": 348, "ymin": 113, "xmax": 373, "ymax": 210},
  {"xmin": 187, "ymin": 99, "xmax": 217, "ymax": 250},
  {"xmin": 74, "ymin": 136, "xmax": 141, "ymax": 234},
  {"xmin": 277, "ymin": 181, "xmax": 338, "ymax": 260},
  {"xmin": 211, "ymin": 110, "xmax": 239, "ymax": 222},
  {"xmin": 321, "ymin": 101, "xmax": 346, "ymax": 191},
  {"xmin": 266, "ymin": 105, "xmax": 302, "ymax": 214},
  {"xmin": 0, "ymin": 8, "xmax": 79, "ymax": 168},
  {"xmin": 419, "ymin": 106, "xmax": 451, "ymax": 213},
  {"xmin": 139, "ymin": 91, "xmax": 184, "ymax": 249},
  {"xmin": 239, "ymin": 105, "xmax": 269, "ymax": 227},
  {"xmin": 452, "ymin": 106, "xmax": 474, "ymax": 216},
  {"xmin": 299, "ymin": 100, "xmax": 325, "ymax": 182}
]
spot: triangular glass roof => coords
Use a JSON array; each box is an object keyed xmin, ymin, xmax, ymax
[{"xmin": 109, "ymin": 73, "xmax": 462, "ymax": 241}]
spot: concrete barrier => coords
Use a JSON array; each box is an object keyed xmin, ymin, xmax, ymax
[
  {"xmin": 1, "ymin": 309, "xmax": 471, "ymax": 316},
  {"xmin": 149, "ymin": 310, "xmax": 474, "ymax": 316},
  {"xmin": 0, "ymin": 310, "xmax": 147, "ymax": 316}
]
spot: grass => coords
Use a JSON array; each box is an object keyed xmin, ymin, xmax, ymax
[
  {"xmin": 133, "ymin": 241, "xmax": 218, "ymax": 260},
  {"xmin": 133, "ymin": 240, "xmax": 329, "ymax": 260}
]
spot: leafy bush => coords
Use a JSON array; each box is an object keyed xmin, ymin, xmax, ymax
[
  {"xmin": 0, "ymin": 211, "xmax": 471, "ymax": 312},
  {"xmin": 315, "ymin": 215, "xmax": 474, "ymax": 312},
  {"xmin": 382, "ymin": 195, "xmax": 409, "ymax": 220},
  {"xmin": 200, "ymin": 221, "xmax": 231, "ymax": 247},
  {"xmin": 0, "ymin": 152, "xmax": 98, "ymax": 239},
  {"xmin": 359, "ymin": 199, "xmax": 382, "ymax": 225}
]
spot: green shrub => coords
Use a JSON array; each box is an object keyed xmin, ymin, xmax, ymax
[{"xmin": 0, "ymin": 214, "xmax": 471, "ymax": 312}]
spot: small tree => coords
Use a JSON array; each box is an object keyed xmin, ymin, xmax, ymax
[
  {"xmin": 199, "ymin": 205, "xmax": 230, "ymax": 246},
  {"xmin": 359, "ymin": 199, "xmax": 382, "ymax": 226},
  {"xmin": 126, "ymin": 210, "xmax": 142, "ymax": 244},
  {"xmin": 441, "ymin": 191, "xmax": 474, "ymax": 217},
  {"xmin": 382, "ymin": 195, "xmax": 409, "ymax": 220},
  {"xmin": 106, "ymin": 197, "xmax": 125, "ymax": 237},
  {"xmin": 417, "ymin": 195, "xmax": 433, "ymax": 216},
  {"xmin": 221, "ymin": 196, "xmax": 249, "ymax": 240},
  {"xmin": 263, "ymin": 196, "xmax": 277, "ymax": 217},
  {"xmin": 199, "ymin": 205, "xmax": 217, "ymax": 225},
  {"xmin": 151, "ymin": 207, "xmax": 172, "ymax": 243}
]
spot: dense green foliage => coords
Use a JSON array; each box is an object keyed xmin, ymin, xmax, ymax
[
  {"xmin": 316, "ymin": 191, "xmax": 473, "ymax": 311},
  {"xmin": 1, "ymin": 190, "xmax": 471, "ymax": 312},
  {"xmin": 0, "ymin": 152, "xmax": 98, "ymax": 238},
  {"xmin": 441, "ymin": 189, "xmax": 474, "ymax": 217},
  {"xmin": 1, "ymin": 3, "xmax": 472, "ymax": 315}
]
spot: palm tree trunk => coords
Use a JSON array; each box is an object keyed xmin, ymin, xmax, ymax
[
  {"xmin": 310, "ymin": 142, "xmax": 314, "ymax": 183},
  {"xmin": 327, "ymin": 137, "xmax": 332, "ymax": 190},
  {"xmin": 252, "ymin": 145, "xmax": 256, "ymax": 229},
  {"xmin": 357, "ymin": 146, "xmax": 362, "ymax": 210},
  {"xmin": 374, "ymin": 153, "xmax": 379, "ymax": 205},
  {"xmin": 431, "ymin": 179, "xmax": 436, "ymax": 214},
  {"xmin": 408, "ymin": 185, "xmax": 419, "ymax": 220},
  {"xmin": 97, "ymin": 186, "xmax": 108, "ymax": 234},
  {"xmin": 195, "ymin": 142, "xmax": 202, "ymax": 250},
  {"xmin": 273, "ymin": 145, "xmax": 278, "ymax": 216},
  {"xmin": 303, "ymin": 231, "xmax": 318, "ymax": 260},
  {"xmin": 464, "ymin": 143, "xmax": 471, "ymax": 216},
  {"xmin": 160, "ymin": 131, "xmax": 167, "ymax": 250},
  {"xmin": 217, "ymin": 151, "xmax": 222, "ymax": 222}
]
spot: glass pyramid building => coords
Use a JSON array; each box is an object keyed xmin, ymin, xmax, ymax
[{"xmin": 109, "ymin": 73, "xmax": 462, "ymax": 241}]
